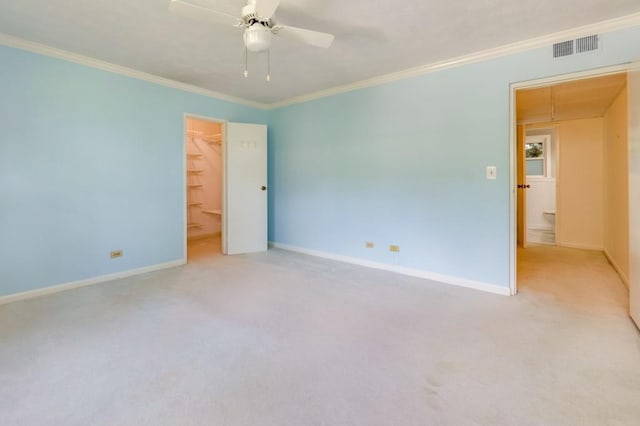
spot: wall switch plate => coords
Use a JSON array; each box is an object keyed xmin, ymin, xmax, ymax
[
  {"xmin": 486, "ymin": 166, "xmax": 497, "ymax": 180},
  {"xmin": 110, "ymin": 250, "xmax": 123, "ymax": 259},
  {"xmin": 365, "ymin": 242, "xmax": 375, "ymax": 248},
  {"xmin": 389, "ymin": 245, "xmax": 400, "ymax": 252}
]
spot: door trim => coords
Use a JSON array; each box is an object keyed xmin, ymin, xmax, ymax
[
  {"xmin": 183, "ymin": 114, "xmax": 228, "ymax": 262},
  {"xmin": 508, "ymin": 64, "xmax": 631, "ymax": 296},
  {"xmin": 628, "ymin": 61, "xmax": 640, "ymax": 327}
]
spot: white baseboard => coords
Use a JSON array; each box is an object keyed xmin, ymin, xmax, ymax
[
  {"xmin": 557, "ymin": 242, "xmax": 603, "ymax": 251},
  {"xmin": 0, "ymin": 259, "xmax": 186, "ymax": 306},
  {"xmin": 604, "ymin": 249, "xmax": 629, "ymax": 288},
  {"xmin": 269, "ymin": 242, "xmax": 511, "ymax": 296}
]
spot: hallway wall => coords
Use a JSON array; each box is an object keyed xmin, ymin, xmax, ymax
[
  {"xmin": 556, "ymin": 118, "xmax": 604, "ymax": 249},
  {"xmin": 603, "ymin": 87, "xmax": 629, "ymax": 285}
]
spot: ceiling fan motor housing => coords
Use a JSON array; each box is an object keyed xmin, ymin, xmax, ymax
[{"xmin": 241, "ymin": 1, "xmax": 257, "ymax": 19}]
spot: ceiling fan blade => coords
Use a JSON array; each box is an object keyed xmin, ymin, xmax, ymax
[
  {"xmin": 255, "ymin": 0, "xmax": 281, "ymax": 20},
  {"xmin": 169, "ymin": 0, "xmax": 240, "ymax": 27},
  {"xmin": 274, "ymin": 25, "xmax": 335, "ymax": 48}
]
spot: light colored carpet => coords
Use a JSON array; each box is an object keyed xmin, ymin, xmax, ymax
[{"xmin": 1, "ymin": 240, "xmax": 639, "ymax": 426}]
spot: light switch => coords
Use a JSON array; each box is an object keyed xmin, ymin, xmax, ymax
[{"xmin": 486, "ymin": 166, "xmax": 497, "ymax": 180}]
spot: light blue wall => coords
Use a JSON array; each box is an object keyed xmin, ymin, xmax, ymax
[
  {"xmin": 2, "ymin": 26, "xmax": 639, "ymax": 298},
  {"xmin": 268, "ymin": 26, "xmax": 640, "ymax": 288},
  {"xmin": 0, "ymin": 45, "xmax": 266, "ymax": 297}
]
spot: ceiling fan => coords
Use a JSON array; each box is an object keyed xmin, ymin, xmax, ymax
[{"xmin": 169, "ymin": 0, "xmax": 335, "ymax": 81}]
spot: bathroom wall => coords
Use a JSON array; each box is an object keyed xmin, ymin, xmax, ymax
[
  {"xmin": 526, "ymin": 179, "xmax": 556, "ymax": 228},
  {"xmin": 603, "ymin": 87, "xmax": 629, "ymax": 284}
]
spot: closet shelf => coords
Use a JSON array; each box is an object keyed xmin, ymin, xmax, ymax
[
  {"xmin": 204, "ymin": 133, "xmax": 222, "ymax": 145},
  {"xmin": 188, "ymin": 202, "xmax": 203, "ymax": 207},
  {"xmin": 203, "ymin": 210, "xmax": 222, "ymax": 216},
  {"xmin": 187, "ymin": 222, "xmax": 203, "ymax": 228},
  {"xmin": 187, "ymin": 153, "xmax": 203, "ymax": 158},
  {"xmin": 187, "ymin": 169, "xmax": 205, "ymax": 174},
  {"xmin": 188, "ymin": 184, "xmax": 203, "ymax": 188}
]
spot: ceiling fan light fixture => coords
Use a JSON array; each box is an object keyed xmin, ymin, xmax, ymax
[{"xmin": 244, "ymin": 23, "xmax": 271, "ymax": 52}]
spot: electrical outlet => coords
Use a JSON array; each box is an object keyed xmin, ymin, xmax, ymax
[
  {"xmin": 366, "ymin": 242, "xmax": 375, "ymax": 248},
  {"xmin": 110, "ymin": 250, "xmax": 123, "ymax": 259},
  {"xmin": 389, "ymin": 245, "xmax": 400, "ymax": 253}
]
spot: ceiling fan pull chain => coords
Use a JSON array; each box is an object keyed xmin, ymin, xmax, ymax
[
  {"xmin": 244, "ymin": 46, "xmax": 249, "ymax": 78},
  {"xmin": 266, "ymin": 49, "xmax": 271, "ymax": 82}
]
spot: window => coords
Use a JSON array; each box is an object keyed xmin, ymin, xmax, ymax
[{"xmin": 525, "ymin": 135, "xmax": 551, "ymax": 177}]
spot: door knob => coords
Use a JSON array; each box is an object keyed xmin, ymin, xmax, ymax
[{"xmin": 261, "ymin": 186, "xmax": 267, "ymax": 191}]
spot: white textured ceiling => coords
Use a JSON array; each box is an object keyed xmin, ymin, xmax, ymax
[{"xmin": 1, "ymin": 1, "xmax": 640, "ymax": 104}]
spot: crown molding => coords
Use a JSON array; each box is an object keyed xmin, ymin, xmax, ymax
[
  {"xmin": 0, "ymin": 32, "xmax": 269, "ymax": 110},
  {"xmin": 2, "ymin": 11, "xmax": 640, "ymax": 112},
  {"xmin": 268, "ymin": 12, "xmax": 640, "ymax": 109}
]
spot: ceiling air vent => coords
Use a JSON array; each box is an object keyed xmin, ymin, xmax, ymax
[
  {"xmin": 553, "ymin": 34, "xmax": 600, "ymax": 58},
  {"xmin": 575, "ymin": 34, "xmax": 599, "ymax": 53},
  {"xmin": 553, "ymin": 40, "xmax": 574, "ymax": 58}
]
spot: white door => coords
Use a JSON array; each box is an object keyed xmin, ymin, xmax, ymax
[
  {"xmin": 629, "ymin": 62, "xmax": 640, "ymax": 328},
  {"xmin": 224, "ymin": 122, "xmax": 268, "ymax": 255}
]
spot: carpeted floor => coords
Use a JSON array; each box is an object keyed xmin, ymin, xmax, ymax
[{"xmin": 0, "ymin": 241, "xmax": 639, "ymax": 425}]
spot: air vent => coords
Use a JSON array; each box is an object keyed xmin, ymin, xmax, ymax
[
  {"xmin": 553, "ymin": 34, "xmax": 600, "ymax": 58},
  {"xmin": 553, "ymin": 40, "xmax": 574, "ymax": 58},
  {"xmin": 575, "ymin": 34, "xmax": 599, "ymax": 53}
]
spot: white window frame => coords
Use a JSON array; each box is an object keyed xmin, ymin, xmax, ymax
[{"xmin": 525, "ymin": 134, "xmax": 550, "ymax": 178}]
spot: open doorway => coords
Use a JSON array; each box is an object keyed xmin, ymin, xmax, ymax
[
  {"xmin": 521, "ymin": 130, "xmax": 557, "ymax": 245},
  {"xmin": 182, "ymin": 116, "xmax": 269, "ymax": 262},
  {"xmin": 185, "ymin": 116, "xmax": 224, "ymax": 262},
  {"xmin": 511, "ymin": 69, "xmax": 630, "ymax": 309}
]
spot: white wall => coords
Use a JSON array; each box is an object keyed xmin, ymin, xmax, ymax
[
  {"xmin": 186, "ymin": 119, "xmax": 223, "ymax": 239},
  {"xmin": 603, "ymin": 87, "xmax": 629, "ymax": 284},
  {"xmin": 526, "ymin": 178, "xmax": 556, "ymax": 229}
]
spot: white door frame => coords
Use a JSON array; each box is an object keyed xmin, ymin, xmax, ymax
[
  {"xmin": 183, "ymin": 113, "xmax": 228, "ymax": 261},
  {"xmin": 508, "ymin": 64, "xmax": 630, "ymax": 295},
  {"xmin": 629, "ymin": 61, "xmax": 640, "ymax": 327}
]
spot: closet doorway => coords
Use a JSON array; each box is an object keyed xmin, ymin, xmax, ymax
[
  {"xmin": 185, "ymin": 116, "xmax": 224, "ymax": 261},
  {"xmin": 183, "ymin": 115, "xmax": 269, "ymax": 262}
]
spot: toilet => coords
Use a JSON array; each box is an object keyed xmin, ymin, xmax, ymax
[
  {"xmin": 543, "ymin": 211, "xmax": 556, "ymax": 231},
  {"xmin": 528, "ymin": 211, "xmax": 557, "ymax": 245}
]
